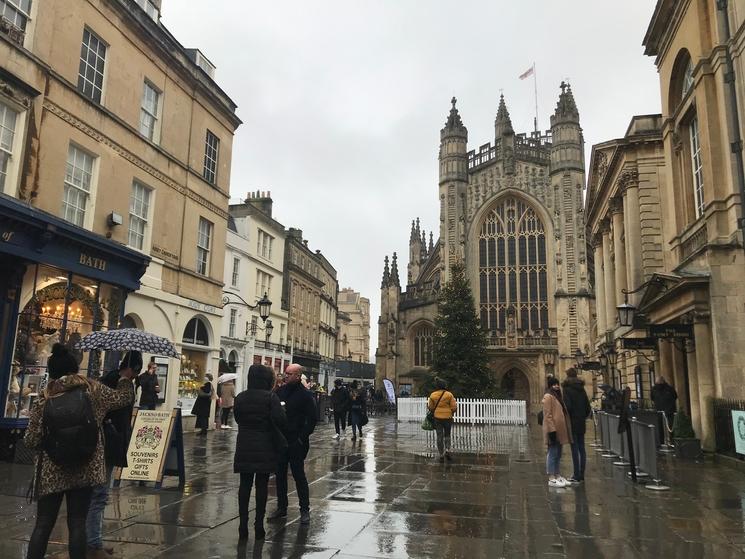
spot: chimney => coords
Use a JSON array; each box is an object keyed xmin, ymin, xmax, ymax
[{"xmin": 244, "ymin": 189, "xmax": 273, "ymax": 217}]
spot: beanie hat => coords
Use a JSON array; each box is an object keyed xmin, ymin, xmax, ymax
[
  {"xmin": 547, "ymin": 376, "xmax": 560, "ymax": 388},
  {"xmin": 47, "ymin": 343, "xmax": 79, "ymax": 379}
]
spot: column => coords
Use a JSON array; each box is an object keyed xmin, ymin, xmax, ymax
[
  {"xmin": 593, "ymin": 239, "xmax": 606, "ymax": 337},
  {"xmin": 685, "ymin": 340, "xmax": 703, "ymax": 443},
  {"xmin": 611, "ymin": 198, "xmax": 628, "ymax": 308},
  {"xmin": 693, "ymin": 316, "xmax": 716, "ymax": 451},
  {"xmin": 601, "ymin": 220, "xmax": 616, "ymax": 332},
  {"xmin": 623, "ymin": 181, "xmax": 643, "ymax": 304}
]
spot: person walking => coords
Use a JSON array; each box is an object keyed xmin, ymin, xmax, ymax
[
  {"xmin": 330, "ymin": 378, "xmax": 350, "ymax": 439},
  {"xmin": 428, "ymin": 379, "xmax": 457, "ymax": 462},
  {"xmin": 24, "ymin": 344, "xmax": 135, "ymax": 559},
  {"xmin": 349, "ymin": 390, "xmax": 367, "ymax": 440},
  {"xmin": 542, "ymin": 376, "xmax": 573, "ymax": 488},
  {"xmin": 86, "ymin": 351, "xmax": 142, "ymax": 558},
  {"xmin": 137, "ymin": 360, "xmax": 160, "ymax": 410},
  {"xmin": 220, "ymin": 378, "xmax": 236, "ymax": 429},
  {"xmin": 651, "ymin": 376, "xmax": 678, "ymax": 426},
  {"xmin": 561, "ymin": 368, "xmax": 592, "ymax": 484},
  {"xmin": 233, "ymin": 364, "xmax": 287, "ymax": 541},
  {"xmin": 268, "ymin": 364, "xmax": 317, "ymax": 525},
  {"xmin": 191, "ymin": 373, "xmax": 214, "ymax": 435}
]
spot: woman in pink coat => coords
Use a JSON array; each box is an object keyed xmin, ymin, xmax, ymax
[{"xmin": 541, "ymin": 376, "xmax": 573, "ymax": 488}]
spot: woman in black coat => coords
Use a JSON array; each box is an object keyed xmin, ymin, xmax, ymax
[
  {"xmin": 233, "ymin": 364, "xmax": 287, "ymax": 541},
  {"xmin": 191, "ymin": 373, "xmax": 214, "ymax": 435}
]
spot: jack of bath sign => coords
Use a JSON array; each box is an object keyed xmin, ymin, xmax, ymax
[
  {"xmin": 119, "ymin": 410, "xmax": 175, "ymax": 482},
  {"xmin": 732, "ymin": 411, "xmax": 745, "ymax": 455}
]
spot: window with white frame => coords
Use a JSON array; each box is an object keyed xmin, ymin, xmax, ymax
[
  {"xmin": 231, "ymin": 257, "xmax": 240, "ymax": 287},
  {"xmin": 0, "ymin": 102, "xmax": 18, "ymax": 193},
  {"xmin": 279, "ymin": 323, "xmax": 286, "ymax": 345},
  {"xmin": 203, "ymin": 130, "xmax": 219, "ymax": 184},
  {"xmin": 689, "ymin": 115, "xmax": 705, "ymax": 218},
  {"xmin": 196, "ymin": 217, "xmax": 212, "ymax": 275},
  {"xmin": 1, "ymin": 0, "xmax": 31, "ymax": 31},
  {"xmin": 257, "ymin": 229, "xmax": 274, "ymax": 260},
  {"xmin": 78, "ymin": 28, "xmax": 107, "ymax": 103},
  {"xmin": 134, "ymin": 0, "xmax": 159, "ymax": 20},
  {"xmin": 62, "ymin": 145, "xmax": 95, "ymax": 227},
  {"xmin": 256, "ymin": 270, "xmax": 272, "ymax": 298},
  {"xmin": 139, "ymin": 81, "xmax": 160, "ymax": 142},
  {"xmin": 228, "ymin": 308, "xmax": 237, "ymax": 338},
  {"xmin": 128, "ymin": 181, "xmax": 151, "ymax": 250}
]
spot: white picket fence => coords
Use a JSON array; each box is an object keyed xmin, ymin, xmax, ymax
[{"xmin": 397, "ymin": 397, "xmax": 527, "ymax": 426}]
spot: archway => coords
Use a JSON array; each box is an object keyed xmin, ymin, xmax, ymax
[{"xmin": 501, "ymin": 368, "xmax": 530, "ymax": 401}]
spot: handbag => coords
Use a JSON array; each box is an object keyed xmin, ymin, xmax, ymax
[{"xmin": 421, "ymin": 390, "xmax": 447, "ymax": 431}]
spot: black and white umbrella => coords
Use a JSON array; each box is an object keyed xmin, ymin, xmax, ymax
[{"xmin": 75, "ymin": 328, "xmax": 180, "ymax": 358}]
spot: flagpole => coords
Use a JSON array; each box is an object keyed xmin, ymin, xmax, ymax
[{"xmin": 533, "ymin": 62, "xmax": 539, "ymax": 135}]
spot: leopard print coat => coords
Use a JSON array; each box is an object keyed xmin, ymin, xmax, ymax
[{"xmin": 24, "ymin": 374, "xmax": 134, "ymax": 498}]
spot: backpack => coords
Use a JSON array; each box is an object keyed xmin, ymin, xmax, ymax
[{"xmin": 42, "ymin": 386, "xmax": 98, "ymax": 467}]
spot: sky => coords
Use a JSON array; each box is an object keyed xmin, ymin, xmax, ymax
[{"xmin": 162, "ymin": 1, "xmax": 662, "ymax": 361}]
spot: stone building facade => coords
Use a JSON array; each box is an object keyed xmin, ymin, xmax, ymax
[
  {"xmin": 0, "ymin": 0, "xmax": 240, "ymax": 435},
  {"xmin": 639, "ymin": 0, "xmax": 745, "ymax": 450},
  {"xmin": 375, "ymin": 86, "xmax": 593, "ymax": 406},
  {"xmin": 336, "ymin": 287, "xmax": 370, "ymax": 362},
  {"xmin": 585, "ymin": 115, "xmax": 667, "ymax": 400}
]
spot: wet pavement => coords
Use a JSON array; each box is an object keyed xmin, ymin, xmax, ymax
[{"xmin": 2, "ymin": 415, "xmax": 745, "ymax": 558}]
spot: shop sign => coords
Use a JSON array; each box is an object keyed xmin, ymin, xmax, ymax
[
  {"xmin": 118, "ymin": 409, "xmax": 177, "ymax": 482},
  {"xmin": 1, "ymin": 230, "xmax": 15, "ymax": 242},
  {"xmin": 649, "ymin": 324, "xmax": 693, "ymax": 339},
  {"xmin": 621, "ymin": 337, "xmax": 657, "ymax": 350},
  {"xmin": 188, "ymin": 299, "xmax": 215, "ymax": 314},
  {"xmin": 152, "ymin": 245, "xmax": 179, "ymax": 263},
  {"xmin": 732, "ymin": 411, "xmax": 745, "ymax": 455},
  {"xmin": 79, "ymin": 252, "xmax": 107, "ymax": 271}
]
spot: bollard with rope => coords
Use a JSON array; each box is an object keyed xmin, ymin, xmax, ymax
[
  {"xmin": 590, "ymin": 409, "xmax": 601, "ymax": 448},
  {"xmin": 658, "ymin": 410, "xmax": 675, "ymax": 453}
]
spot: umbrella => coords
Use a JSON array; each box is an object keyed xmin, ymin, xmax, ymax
[
  {"xmin": 76, "ymin": 328, "xmax": 180, "ymax": 358},
  {"xmin": 217, "ymin": 373, "xmax": 237, "ymax": 384}
]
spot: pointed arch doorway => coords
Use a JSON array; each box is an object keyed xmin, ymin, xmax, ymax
[{"xmin": 501, "ymin": 368, "xmax": 530, "ymax": 402}]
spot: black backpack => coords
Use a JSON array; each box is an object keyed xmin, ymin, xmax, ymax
[{"xmin": 42, "ymin": 387, "xmax": 98, "ymax": 467}]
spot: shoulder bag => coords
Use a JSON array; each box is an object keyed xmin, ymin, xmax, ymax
[{"xmin": 421, "ymin": 390, "xmax": 446, "ymax": 431}]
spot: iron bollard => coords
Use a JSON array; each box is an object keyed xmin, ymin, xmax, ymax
[
  {"xmin": 589, "ymin": 409, "xmax": 601, "ymax": 448},
  {"xmin": 658, "ymin": 410, "xmax": 675, "ymax": 454}
]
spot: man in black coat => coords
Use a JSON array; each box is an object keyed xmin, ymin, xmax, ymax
[
  {"xmin": 268, "ymin": 364, "xmax": 317, "ymax": 525},
  {"xmin": 86, "ymin": 351, "xmax": 141, "ymax": 558},
  {"xmin": 562, "ymin": 368, "xmax": 592, "ymax": 483},
  {"xmin": 651, "ymin": 376, "xmax": 678, "ymax": 425},
  {"xmin": 330, "ymin": 378, "xmax": 350, "ymax": 439},
  {"xmin": 137, "ymin": 361, "xmax": 161, "ymax": 410}
]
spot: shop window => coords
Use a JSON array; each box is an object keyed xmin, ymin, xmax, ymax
[
  {"xmin": 5, "ymin": 265, "xmax": 124, "ymax": 419},
  {"xmin": 196, "ymin": 217, "xmax": 212, "ymax": 275},
  {"xmin": 128, "ymin": 181, "xmax": 151, "ymax": 250},
  {"xmin": 0, "ymin": 101, "xmax": 18, "ymax": 193},
  {"xmin": 78, "ymin": 28, "xmax": 107, "ymax": 104},
  {"xmin": 62, "ymin": 144, "xmax": 96, "ymax": 227},
  {"xmin": 182, "ymin": 316, "xmax": 209, "ymax": 346}
]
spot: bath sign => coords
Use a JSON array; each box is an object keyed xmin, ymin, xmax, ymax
[
  {"xmin": 732, "ymin": 411, "xmax": 745, "ymax": 456},
  {"xmin": 118, "ymin": 409, "xmax": 177, "ymax": 483}
]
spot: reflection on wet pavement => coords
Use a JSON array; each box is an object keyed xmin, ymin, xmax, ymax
[{"xmin": 1, "ymin": 416, "xmax": 745, "ymax": 557}]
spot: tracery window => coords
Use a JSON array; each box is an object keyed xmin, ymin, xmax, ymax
[
  {"xmin": 412, "ymin": 323, "xmax": 433, "ymax": 367},
  {"xmin": 478, "ymin": 197, "xmax": 548, "ymax": 332}
]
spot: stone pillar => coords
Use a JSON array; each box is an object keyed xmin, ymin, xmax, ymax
[
  {"xmin": 685, "ymin": 340, "xmax": 702, "ymax": 442},
  {"xmin": 593, "ymin": 240, "xmax": 606, "ymax": 337},
  {"xmin": 601, "ymin": 221, "xmax": 616, "ymax": 332},
  {"xmin": 623, "ymin": 181, "xmax": 643, "ymax": 304},
  {"xmin": 611, "ymin": 199, "xmax": 627, "ymax": 308},
  {"xmin": 693, "ymin": 317, "xmax": 716, "ymax": 451}
]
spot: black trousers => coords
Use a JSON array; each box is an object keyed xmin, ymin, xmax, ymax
[
  {"xmin": 238, "ymin": 472, "xmax": 270, "ymax": 524},
  {"xmin": 27, "ymin": 486, "xmax": 93, "ymax": 559},
  {"xmin": 276, "ymin": 447, "xmax": 310, "ymax": 511},
  {"xmin": 333, "ymin": 411, "xmax": 347, "ymax": 434},
  {"xmin": 434, "ymin": 418, "xmax": 453, "ymax": 456},
  {"xmin": 221, "ymin": 406, "xmax": 232, "ymax": 425}
]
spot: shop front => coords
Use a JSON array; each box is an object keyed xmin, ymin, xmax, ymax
[{"xmin": 0, "ymin": 195, "xmax": 149, "ymax": 455}]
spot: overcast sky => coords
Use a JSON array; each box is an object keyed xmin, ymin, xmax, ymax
[{"xmin": 162, "ymin": 1, "xmax": 661, "ymax": 361}]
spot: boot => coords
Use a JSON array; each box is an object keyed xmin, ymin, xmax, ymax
[
  {"xmin": 299, "ymin": 509, "xmax": 311, "ymax": 525},
  {"xmin": 267, "ymin": 509, "xmax": 287, "ymax": 521}
]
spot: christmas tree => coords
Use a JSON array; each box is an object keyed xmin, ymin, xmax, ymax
[{"xmin": 428, "ymin": 261, "xmax": 497, "ymax": 397}]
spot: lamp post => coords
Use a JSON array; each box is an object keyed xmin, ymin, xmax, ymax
[
  {"xmin": 574, "ymin": 348, "xmax": 586, "ymax": 368},
  {"xmin": 222, "ymin": 292, "xmax": 272, "ymax": 322}
]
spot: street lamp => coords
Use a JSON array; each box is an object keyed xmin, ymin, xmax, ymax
[
  {"xmin": 617, "ymin": 301, "xmax": 636, "ymax": 328},
  {"xmin": 599, "ymin": 352, "xmax": 608, "ymax": 369},
  {"xmin": 248, "ymin": 318, "xmax": 274, "ymax": 340},
  {"xmin": 574, "ymin": 348, "xmax": 586, "ymax": 368},
  {"xmin": 606, "ymin": 346, "xmax": 618, "ymax": 368},
  {"xmin": 222, "ymin": 292, "xmax": 272, "ymax": 322}
]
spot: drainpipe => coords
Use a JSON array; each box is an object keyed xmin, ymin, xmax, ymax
[{"xmin": 716, "ymin": 0, "xmax": 745, "ymax": 249}]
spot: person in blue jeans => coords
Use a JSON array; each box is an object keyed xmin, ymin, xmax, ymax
[
  {"xmin": 562, "ymin": 367, "xmax": 592, "ymax": 483},
  {"xmin": 86, "ymin": 351, "xmax": 142, "ymax": 558},
  {"xmin": 542, "ymin": 376, "xmax": 572, "ymax": 488}
]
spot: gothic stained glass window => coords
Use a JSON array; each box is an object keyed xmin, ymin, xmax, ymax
[
  {"xmin": 412, "ymin": 323, "xmax": 434, "ymax": 367},
  {"xmin": 478, "ymin": 197, "xmax": 549, "ymax": 332}
]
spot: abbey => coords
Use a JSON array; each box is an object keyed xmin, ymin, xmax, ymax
[{"xmin": 376, "ymin": 84, "xmax": 593, "ymax": 406}]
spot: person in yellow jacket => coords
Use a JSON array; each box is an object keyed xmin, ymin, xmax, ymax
[{"xmin": 428, "ymin": 379, "xmax": 457, "ymax": 462}]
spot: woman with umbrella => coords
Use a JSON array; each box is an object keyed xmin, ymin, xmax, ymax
[
  {"xmin": 191, "ymin": 373, "xmax": 215, "ymax": 435},
  {"xmin": 218, "ymin": 372, "xmax": 237, "ymax": 429}
]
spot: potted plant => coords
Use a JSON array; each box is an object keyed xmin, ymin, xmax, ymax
[{"xmin": 672, "ymin": 410, "xmax": 702, "ymax": 459}]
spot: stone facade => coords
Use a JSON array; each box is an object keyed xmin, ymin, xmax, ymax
[
  {"xmin": 336, "ymin": 287, "xmax": 371, "ymax": 362},
  {"xmin": 375, "ymin": 87, "xmax": 592, "ymax": 407},
  {"xmin": 0, "ymin": 0, "xmax": 240, "ymax": 412},
  {"xmin": 641, "ymin": 0, "xmax": 745, "ymax": 450}
]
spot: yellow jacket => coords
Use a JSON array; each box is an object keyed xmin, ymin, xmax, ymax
[{"xmin": 428, "ymin": 389, "xmax": 457, "ymax": 420}]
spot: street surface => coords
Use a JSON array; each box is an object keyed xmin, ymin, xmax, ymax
[{"xmin": 1, "ymin": 416, "xmax": 744, "ymax": 558}]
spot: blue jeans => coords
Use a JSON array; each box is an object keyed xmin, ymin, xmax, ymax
[
  {"xmin": 86, "ymin": 465, "xmax": 113, "ymax": 549},
  {"xmin": 570, "ymin": 432, "xmax": 586, "ymax": 480},
  {"xmin": 546, "ymin": 441, "xmax": 562, "ymax": 475}
]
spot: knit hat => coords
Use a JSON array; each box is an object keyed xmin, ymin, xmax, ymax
[
  {"xmin": 47, "ymin": 343, "xmax": 79, "ymax": 379},
  {"xmin": 547, "ymin": 376, "xmax": 560, "ymax": 389}
]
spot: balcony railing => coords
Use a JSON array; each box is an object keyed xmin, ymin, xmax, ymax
[
  {"xmin": 254, "ymin": 339, "xmax": 291, "ymax": 354},
  {"xmin": 1, "ymin": 17, "xmax": 25, "ymax": 47},
  {"xmin": 486, "ymin": 328, "xmax": 558, "ymax": 349}
]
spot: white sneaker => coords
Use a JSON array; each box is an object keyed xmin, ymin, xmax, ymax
[
  {"xmin": 559, "ymin": 476, "xmax": 571, "ymax": 486},
  {"xmin": 548, "ymin": 478, "xmax": 566, "ymax": 488},
  {"xmin": 333, "ymin": 434, "xmax": 340, "ymax": 440}
]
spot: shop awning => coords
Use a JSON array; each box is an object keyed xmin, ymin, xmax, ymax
[{"xmin": 0, "ymin": 194, "xmax": 150, "ymax": 291}]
